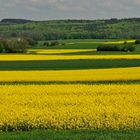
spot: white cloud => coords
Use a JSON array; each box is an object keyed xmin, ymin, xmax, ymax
[
  {"xmin": 0, "ymin": 0, "xmax": 139, "ymax": 19},
  {"xmin": 135, "ymin": 0, "xmax": 140, "ymax": 4}
]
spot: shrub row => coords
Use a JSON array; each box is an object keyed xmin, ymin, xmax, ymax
[
  {"xmin": 135, "ymin": 39, "xmax": 140, "ymax": 44},
  {"xmin": 0, "ymin": 38, "xmax": 30, "ymax": 53},
  {"xmin": 97, "ymin": 45, "xmax": 135, "ymax": 52}
]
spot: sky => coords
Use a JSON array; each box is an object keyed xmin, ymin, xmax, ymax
[{"xmin": 0, "ymin": 0, "xmax": 140, "ymax": 20}]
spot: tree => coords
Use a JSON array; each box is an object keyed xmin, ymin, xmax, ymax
[{"xmin": 0, "ymin": 38, "xmax": 30, "ymax": 53}]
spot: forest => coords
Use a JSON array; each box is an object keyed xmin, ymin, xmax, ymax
[{"xmin": 0, "ymin": 18, "xmax": 140, "ymax": 41}]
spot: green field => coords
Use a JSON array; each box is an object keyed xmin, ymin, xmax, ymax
[
  {"xmin": 0, "ymin": 39, "xmax": 140, "ymax": 140},
  {"xmin": 1, "ymin": 130, "xmax": 140, "ymax": 140}
]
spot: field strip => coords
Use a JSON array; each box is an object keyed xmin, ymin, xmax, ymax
[
  {"xmin": 0, "ymin": 67, "xmax": 140, "ymax": 82},
  {"xmin": 104, "ymin": 40, "xmax": 135, "ymax": 44},
  {"xmin": 28, "ymin": 49, "xmax": 95, "ymax": 54},
  {"xmin": 68, "ymin": 40, "xmax": 135, "ymax": 44},
  {"xmin": 0, "ymin": 84, "xmax": 139, "ymax": 131},
  {"xmin": 0, "ymin": 54, "xmax": 140, "ymax": 61}
]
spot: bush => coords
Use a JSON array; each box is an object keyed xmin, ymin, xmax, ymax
[
  {"xmin": 0, "ymin": 42, "xmax": 4, "ymax": 53},
  {"xmin": 61, "ymin": 42, "xmax": 66, "ymax": 46},
  {"xmin": 123, "ymin": 41, "xmax": 127, "ymax": 44},
  {"xmin": 97, "ymin": 45, "xmax": 122, "ymax": 51},
  {"xmin": 50, "ymin": 41, "xmax": 59, "ymax": 46},
  {"xmin": 0, "ymin": 39, "xmax": 8, "ymax": 53},
  {"xmin": 26, "ymin": 38, "xmax": 38, "ymax": 46},
  {"xmin": 135, "ymin": 39, "xmax": 140, "ymax": 44},
  {"xmin": 122, "ymin": 45, "xmax": 135, "ymax": 52},
  {"xmin": 44, "ymin": 41, "xmax": 59, "ymax": 47},
  {"xmin": 0, "ymin": 38, "xmax": 30, "ymax": 53},
  {"xmin": 6, "ymin": 39, "xmax": 30, "ymax": 53},
  {"xmin": 43, "ymin": 41, "xmax": 50, "ymax": 47},
  {"xmin": 97, "ymin": 45, "xmax": 135, "ymax": 52}
]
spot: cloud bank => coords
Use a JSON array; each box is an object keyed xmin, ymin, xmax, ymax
[{"xmin": 0, "ymin": 0, "xmax": 140, "ymax": 20}]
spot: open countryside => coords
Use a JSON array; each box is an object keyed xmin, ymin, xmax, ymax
[{"xmin": 0, "ymin": 36, "xmax": 140, "ymax": 139}]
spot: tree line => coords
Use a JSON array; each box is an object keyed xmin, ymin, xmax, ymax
[{"xmin": 0, "ymin": 18, "xmax": 140, "ymax": 41}]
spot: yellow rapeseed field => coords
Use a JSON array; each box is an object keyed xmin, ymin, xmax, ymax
[
  {"xmin": 0, "ymin": 54, "xmax": 140, "ymax": 61},
  {"xmin": 72, "ymin": 40, "xmax": 135, "ymax": 44},
  {"xmin": 0, "ymin": 84, "xmax": 139, "ymax": 131},
  {"xmin": 104, "ymin": 40, "xmax": 135, "ymax": 44},
  {"xmin": 0, "ymin": 67, "xmax": 139, "ymax": 82},
  {"xmin": 28, "ymin": 49, "xmax": 95, "ymax": 54},
  {"xmin": 0, "ymin": 42, "xmax": 139, "ymax": 132}
]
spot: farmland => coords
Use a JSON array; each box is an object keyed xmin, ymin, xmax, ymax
[
  {"xmin": 0, "ymin": 84, "xmax": 140, "ymax": 131},
  {"xmin": 0, "ymin": 39, "xmax": 140, "ymax": 139}
]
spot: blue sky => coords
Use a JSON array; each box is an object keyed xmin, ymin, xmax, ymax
[{"xmin": 0, "ymin": 0, "xmax": 140, "ymax": 20}]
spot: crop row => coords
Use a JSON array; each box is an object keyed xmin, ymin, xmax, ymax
[
  {"xmin": 0, "ymin": 84, "xmax": 139, "ymax": 131},
  {"xmin": 0, "ymin": 67, "xmax": 139, "ymax": 82},
  {"xmin": 0, "ymin": 54, "xmax": 140, "ymax": 61}
]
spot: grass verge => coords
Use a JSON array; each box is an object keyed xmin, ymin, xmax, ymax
[{"xmin": 0, "ymin": 129, "xmax": 140, "ymax": 140}]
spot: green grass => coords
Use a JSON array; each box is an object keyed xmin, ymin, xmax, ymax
[
  {"xmin": 0, "ymin": 59, "xmax": 140, "ymax": 71},
  {"xmin": 38, "ymin": 42, "xmax": 99, "ymax": 49},
  {"xmin": 0, "ymin": 129, "xmax": 140, "ymax": 140}
]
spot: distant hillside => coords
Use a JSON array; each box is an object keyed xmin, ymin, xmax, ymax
[
  {"xmin": 0, "ymin": 18, "xmax": 140, "ymax": 40},
  {"xmin": 1, "ymin": 19, "xmax": 33, "ymax": 24}
]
